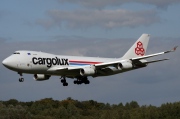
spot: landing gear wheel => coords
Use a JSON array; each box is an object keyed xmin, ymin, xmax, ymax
[
  {"xmin": 18, "ymin": 72, "xmax": 24, "ymax": 82},
  {"xmin": 61, "ymin": 79, "xmax": 66, "ymax": 83},
  {"xmin": 60, "ymin": 77, "xmax": 68, "ymax": 86},
  {"xmin": 77, "ymin": 81, "xmax": 82, "ymax": 85},
  {"xmin": 84, "ymin": 80, "xmax": 90, "ymax": 84},
  {"xmin": 19, "ymin": 78, "xmax": 24, "ymax": 82},
  {"xmin": 63, "ymin": 82, "xmax": 68, "ymax": 86},
  {"xmin": 74, "ymin": 77, "xmax": 90, "ymax": 85},
  {"xmin": 74, "ymin": 80, "xmax": 77, "ymax": 84}
]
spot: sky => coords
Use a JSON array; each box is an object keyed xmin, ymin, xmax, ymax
[{"xmin": 0, "ymin": 0, "xmax": 180, "ymax": 106}]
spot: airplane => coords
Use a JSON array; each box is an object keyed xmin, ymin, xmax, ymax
[{"xmin": 2, "ymin": 34, "xmax": 177, "ymax": 86}]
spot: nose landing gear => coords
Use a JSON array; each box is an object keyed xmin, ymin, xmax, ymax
[
  {"xmin": 19, "ymin": 78, "xmax": 24, "ymax": 82},
  {"xmin": 18, "ymin": 72, "xmax": 24, "ymax": 82}
]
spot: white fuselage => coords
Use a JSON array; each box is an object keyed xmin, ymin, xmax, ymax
[{"xmin": 3, "ymin": 50, "xmax": 127, "ymax": 78}]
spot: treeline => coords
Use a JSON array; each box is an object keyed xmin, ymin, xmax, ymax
[{"xmin": 0, "ymin": 98, "xmax": 180, "ymax": 119}]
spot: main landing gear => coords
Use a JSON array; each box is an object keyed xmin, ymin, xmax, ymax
[
  {"xmin": 18, "ymin": 72, "xmax": 24, "ymax": 82},
  {"xmin": 74, "ymin": 77, "xmax": 90, "ymax": 85},
  {"xmin": 60, "ymin": 77, "xmax": 68, "ymax": 86},
  {"xmin": 60, "ymin": 76, "xmax": 90, "ymax": 86}
]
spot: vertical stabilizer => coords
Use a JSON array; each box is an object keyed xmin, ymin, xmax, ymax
[{"xmin": 122, "ymin": 34, "xmax": 150, "ymax": 59}]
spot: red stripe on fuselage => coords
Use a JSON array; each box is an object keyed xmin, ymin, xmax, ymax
[{"xmin": 69, "ymin": 60, "xmax": 102, "ymax": 64}]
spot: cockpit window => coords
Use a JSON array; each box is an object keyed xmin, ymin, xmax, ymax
[{"xmin": 13, "ymin": 52, "xmax": 20, "ymax": 54}]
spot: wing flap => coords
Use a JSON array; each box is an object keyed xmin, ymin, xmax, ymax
[{"xmin": 95, "ymin": 60, "xmax": 123, "ymax": 68}]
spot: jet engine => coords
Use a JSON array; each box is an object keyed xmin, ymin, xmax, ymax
[
  {"xmin": 33, "ymin": 74, "xmax": 50, "ymax": 81},
  {"xmin": 116, "ymin": 61, "xmax": 133, "ymax": 70},
  {"xmin": 80, "ymin": 67, "xmax": 96, "ymax": 76}
]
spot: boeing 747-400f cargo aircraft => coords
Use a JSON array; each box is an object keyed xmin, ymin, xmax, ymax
[{"xmin": 2, "ymin": 34, "xmax": 177, "ymax": 86}]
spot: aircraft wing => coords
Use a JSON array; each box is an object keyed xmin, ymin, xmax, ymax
[
  {"xmin": 48, "ymin": 46, "xmax": 177, "ymax": 72},
  {"xmin": 95, "ymin": 46, "xmax": 177, "ymax": 68}
]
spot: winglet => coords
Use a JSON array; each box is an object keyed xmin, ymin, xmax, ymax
[
  {"xmin": 165, "ymin": 46, "xmax": 178, "ymax": 53},
  {"xmin": 173, "ymin": 46, "xmax": 178, "ymax": 51}
]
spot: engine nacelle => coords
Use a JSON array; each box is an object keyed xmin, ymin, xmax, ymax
[
  {"xmin": 80, "ymin": 67, "xmax": 96, "ymax": 76},
  {"xmin": 33, "ymin": 74, "xmax": 50, "ymax": 81},
  {"xmin": 117, "ymin": 62, "xmax": 133, "ymax": 70}
]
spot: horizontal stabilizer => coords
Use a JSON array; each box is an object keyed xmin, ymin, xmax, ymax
[{"xmin": 144, "ymin": 59, "xmax": 169, "ymax": 64}]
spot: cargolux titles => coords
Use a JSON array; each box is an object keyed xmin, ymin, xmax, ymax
[{"xmin": 32, "ymin": 57, "xmax": 69, "ymax": 67}]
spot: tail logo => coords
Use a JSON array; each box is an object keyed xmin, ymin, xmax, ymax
[{"xmin": 135, "ymin": 41, "xmax": 145, "ymax": 56}]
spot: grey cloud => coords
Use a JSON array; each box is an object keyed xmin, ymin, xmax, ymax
[
  {"xmin": 57, "ymin": 0, "xmax": 180, "ymax": 9},
  {"xmin": 0, "ymin": 36, "xmax": 179, "ymax": 106},
  {"xmin": 36, "ymin": 9, "xmax": 160, "ymax": 29}
]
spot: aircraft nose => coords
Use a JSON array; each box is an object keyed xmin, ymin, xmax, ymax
[
  {"xmin": 2, "ymin": 57, "xmax": 14, "ymax": 68},
  {"xmin": 2, "ymin": 59, "xmax": 8, "ymax": 66}
]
